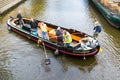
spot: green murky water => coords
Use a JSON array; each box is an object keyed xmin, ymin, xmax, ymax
[{"xmin": 0, "ymin": 0, "xmax": 120, "ymax": 80}]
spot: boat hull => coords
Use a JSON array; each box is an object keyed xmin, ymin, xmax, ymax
[{"xmin": 7, "ymin": 17, "xmax": 100, "ymax": 57}]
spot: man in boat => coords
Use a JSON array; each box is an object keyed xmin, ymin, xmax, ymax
[
  {"xmin": 63, "ymin": 30, "xmax": 72, "ymax": 47},
  {"xmin": 30, "ymin": 18, "xmax": 38, "ymax": 35},
  {"xmin": 40, "ymin": 22, "xmax": 49, "ymax": 40},
  {"xmin": 93, "ymin": 21, "xmax": 102, "ymax": 39},
  {"xmin": 16, "ymin": 10, "xmax": 23, "ymax": 27},
  {"xmin": 55, "ymin": 27, "xmax": 64, "ymax": 45},
  {"xmin": 73, "ymin": 34, "xmax": 99, "ymax": 49},
  {"xmin": 31, "ymin": 18, "xmax": 38, "ymax": 29}
]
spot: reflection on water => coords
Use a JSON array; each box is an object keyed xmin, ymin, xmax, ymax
[
  {"xmin": 0, "ymin": 68, "xmax": 13, "ymax": 80},
  {"xmin": 0, "ymin": 50, "xmax": 13, "ymax": 80},
  {"xmin": 31, "ymin": 0, "xmax": 46, "ymax": 17},
  {"xmin": 57, "ymin": 56, "xmax": 97, "ymax": 72},
  {"xmin": 0, "ymin": 0, "xmax": 120, "ymax": 80}
]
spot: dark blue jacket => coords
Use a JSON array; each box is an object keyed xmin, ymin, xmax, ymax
[{"xmin": 93, "ymin": 24, "xmax": 102, "ymax": 33}]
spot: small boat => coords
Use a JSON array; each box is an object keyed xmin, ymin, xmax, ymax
[
  {"xmin": 92, "ymin": 0, "xmax": 120, "ymax": 29},
  {"xmin": 6, "ymin": 17, "xmax": 100, "ymax": 57}
]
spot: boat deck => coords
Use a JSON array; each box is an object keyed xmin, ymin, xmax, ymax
[{"xmin": 10, "ymin": 18, "xmax": 82, "ymax": 47}]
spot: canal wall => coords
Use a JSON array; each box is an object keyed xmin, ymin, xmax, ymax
[{"xmin": 0, "ymin": 0, "xmax": 25, "ymax": 15}]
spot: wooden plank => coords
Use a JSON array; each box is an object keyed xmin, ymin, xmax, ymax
[{"xmin": 47, "ymin": 27, "xmax": 82, "ymax": 42}]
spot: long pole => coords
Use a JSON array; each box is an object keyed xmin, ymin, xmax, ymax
[
  {"xmin": 42, "ymin": 41, "xmax": 51, "ymax": 65},
  {"xmin": 43, "ymin": 42, "xmax": 48, "ymax": 58}
]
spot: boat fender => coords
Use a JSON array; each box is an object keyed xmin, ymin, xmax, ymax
[
  {"xmin": 83, "ymin": 57, "xmax": 86, "ymax": 60},
  {"xmin": 8, "ymin": 26, "xmax": 11, "ymax": 31},
  {"xmin": 54, "ymin": 49, "xmax": 59, "ymax": 55},
  {"xmin": 45, "ymin": 58, "xmax": 51, "ymax": 65}
]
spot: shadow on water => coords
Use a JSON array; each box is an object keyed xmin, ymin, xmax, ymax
[{"xmin": 55, "ymin": 55, "xmax": 97, "ymax": 72}]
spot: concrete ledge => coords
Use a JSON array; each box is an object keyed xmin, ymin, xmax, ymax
[{"xmin": 0, "ymin": 0, "xmax": 24, "ymax": 15}]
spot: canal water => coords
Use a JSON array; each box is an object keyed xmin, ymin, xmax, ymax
[{"xmin": 0, "ymin": 0, "xmax": 120, "ymax": 80}]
